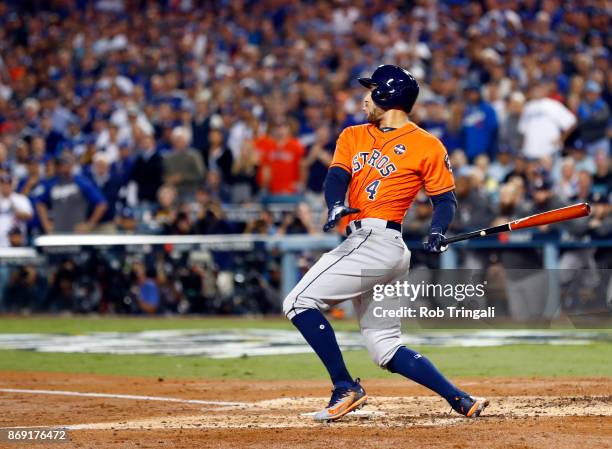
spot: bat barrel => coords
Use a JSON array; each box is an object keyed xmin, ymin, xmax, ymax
[
  {"xmin": 442, "ymin": 203, "xmax": 591, "ymax": 246},
  {"xmin": 510, "ymin": 202, "xmax": 591, "ymax": 231}
]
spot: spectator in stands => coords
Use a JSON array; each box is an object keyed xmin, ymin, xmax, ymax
[
  {"xmin": 112, "ymin": 141, "xmax": 135, "ymax": 188},
  {"xmin": 555, "ymin": 158, "xmax": 579, "ymax": 203},
  {"xmin": 529, "ymin": 177, "xmax": 564, "ymax": 233},
  {"xmin": 194, "ymin": 188, "xmax": 234, "ymax": 235},
  {"xmin": 206, "ymin": 128, "xmax": 234, "ymax": 184},
  {"xmin": 420, "ymin": 96, "xmax": 450, "ymax": 145},
  {"xmin": 489, "ymin": 145, "xmax": 515, "ymax": 184},
  {"xmin": 116, "ymin": 207, "xmax": 138, "ymax": 234},
  {"xmin": 35, "ymin": 153, "xmax": 107, "ymax": 234},
  {"xmin": 571, "ymin": 170, "xmax": 594, "ymax": 203},
  {"xmin": 302, "ymin": 126, "xmax": 333, "ymax": 204},
  {"xmin": 30, "ymin": 136, "xmax": 46, "ymax": 162},
  {"xmin": 166, "ymin": 209, "xmax": 194, "ymax": 235},
  {"xmin": 297, "ymin": 102, "xmax": 326, "ymax": 148},
  {"xmin": 0, "ymin": 174, "xmax": 33, "ymax": 247},
  {"xmin": 227, "ymin": 104, "xmax": 260, "ymax": 160},
  {"xmin": 12, "ymin": 140, "xmax": 29, "ymax": 180},
  {"xmin": 472, "ymin": 155, "xmax": 499, "ymax": 194},
  {"xmin": 444, "ymin": 100, "xmax": 465, "ymax": 153},
  {"xmin": 502, "ymin": 154, "xmax": 530, "ymax": 186},
  {"xmin": 448, "ymin": 150, "xmax": 469, "ymax": 176},
  {"xmin": 163, "ymin": 126, "xmax": 206, "ymax": 201},
  {"xmin": 152, "ymin": 184, "xmax": 178, "ymax": 230},
  {"xmin": 278, "ymin": 203, "xmax": 316, "ymax": 235},
  {"xmin": 0, "ymin": 145, "xmax": 8, "ymax": 172},
  {"xmin": 96, "ymin": 122, "xmax": 122, "ymax": 163},
  {"xmin": 518, "ymin": 82, "xmax": 576, "ymax": 159},
  {"xmin": 256, "ymin": 122, "xmax": 305, "ymax": 197},
  {"xmin": 88, "ymin": 152, "xmax": 122, "ymax": 233},
  {"xmin": 587, "ymin": 193, "xmax": 612, "ymax": 240},
  {"xmin": 191, "ymin": 91, "xmax": 213, "ymax": 158},
  {"xmin": 592, "ymin": 151, "xmax": 611, "ymax": 197},
  {"xmin": 576, "ymin": 80, "xmax": 610, "ymax": 156},
  {"xmin": 244, "ymin": 209, "xmax": 277, "ymax": 235},
  {"xmin": 450, "ymin": 174, "xmax": 494, "ymax": 234},
  {"xmin": 566, "ymin": 140, "xmax": 596, "ymax": 174},
  {"xmin": 231, "ymin": 140, "xmax": 260, "ymax": 203},
  {"xmin": 461, "ymin": 84, "xmax": 499, "ymax": 162},
  {"xmin": 16, "ymin": 156, "xmax": 45, "ymax": 235},
  {"xmin": 205, "ymin": 171, "xmax": 231, "ymax": 204},
  {"xmin": 131, "ymin": 132, "xmax": 164, "ymax": 205},
  {"xmin": 500, "ymin": 92, "xmax": 525, "ymax": 153}
]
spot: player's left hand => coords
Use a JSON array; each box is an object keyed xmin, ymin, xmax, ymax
[
  {"xmin": 323, "ymin": 201, "xmax": 360, "ymax": 232},
  {"xmin": 423, "ymin": 229, "xmax": 448, "ymax": 253}
]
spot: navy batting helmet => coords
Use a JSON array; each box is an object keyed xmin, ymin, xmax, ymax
[{"xmin": 358, "ymin": 65, "xmax": 420, "ymax": 113}]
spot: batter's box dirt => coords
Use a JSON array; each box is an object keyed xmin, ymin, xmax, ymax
[
  {"xmin": 60, "ymin": 395, "xmax": 612, "ymax": 431},
  {"xmin": 1, "ymin": 373, "xmax": 611, "ymax": 449}
]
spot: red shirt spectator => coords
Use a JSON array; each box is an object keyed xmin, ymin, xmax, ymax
[{"xmin": 255, "ymin": 123, "xmax": 305, "ymax": 195}]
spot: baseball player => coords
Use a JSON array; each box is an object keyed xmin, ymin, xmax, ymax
[{"xmin": 283, "ymin": 65, "xmax": 489, "ymax": 421}]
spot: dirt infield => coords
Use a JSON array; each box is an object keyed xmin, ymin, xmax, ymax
[{"xmin": 0, "ymin": 372, "xmax": 611, "ymax": 449}]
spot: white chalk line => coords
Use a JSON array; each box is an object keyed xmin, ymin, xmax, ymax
[{"xmin": 0, "ymin": 388, "xmax": 247, "ymax": 407}]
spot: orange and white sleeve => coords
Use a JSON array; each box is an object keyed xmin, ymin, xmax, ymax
[
  {"xmin": 329, "ymin": 127, "xmax": 353, "ymax": 175},
  {"xmin": 421, "ymin": 138, "xmax": 455, "ymax": 196}
]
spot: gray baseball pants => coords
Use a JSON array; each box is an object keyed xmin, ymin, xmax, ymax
[{"xmin": 283, "ymin": 218, "xmax": 411, "ymax": 367}]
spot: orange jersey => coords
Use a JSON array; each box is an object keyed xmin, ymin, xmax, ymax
[
  {"xmin": 330, "ymin": 122, "xmax": 455, "ymax": 223},
  {"xmin": 255, "ymin": 136, "xmax": 305, "ymax": 195}
]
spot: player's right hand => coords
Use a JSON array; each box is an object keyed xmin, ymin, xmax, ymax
[
  {"xmin": 423, "ymin": 229, "xmax": 448, "ymax": 253},
  {"xmin": 323, "ymin": 201, "xmax": 360, "ymax": 232}
]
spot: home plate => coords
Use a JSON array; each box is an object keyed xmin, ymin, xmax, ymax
[{"xmin": 300, "ymin": 410, "xmax": 385, "ymax": 419}]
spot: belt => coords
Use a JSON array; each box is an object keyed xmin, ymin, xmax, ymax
[{"xmin": 345, "ymin": 219, "xmax": 402, "ymax": 236}]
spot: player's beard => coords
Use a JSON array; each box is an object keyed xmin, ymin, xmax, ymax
[{"xmin": 366, "ymin": 107, "xmax": 384, "ymax": 126}]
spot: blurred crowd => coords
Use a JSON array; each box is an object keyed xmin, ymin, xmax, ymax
[{"xmin": 0, "ymin": 0, "xmax": 610, "ymax": 314}]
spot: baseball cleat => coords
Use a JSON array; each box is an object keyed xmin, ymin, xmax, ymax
[
  {"xmin": 452, "ymin": 395, "xmax": 489, "ymax": 418},
  {"xmin": 313, "ymin": 378, "xmax": 368, "ymax": 422}
]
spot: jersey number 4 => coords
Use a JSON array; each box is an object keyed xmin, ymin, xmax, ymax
[{"xmin": 365, "ymin": 180, "xmax": 381, "ymax": 200}]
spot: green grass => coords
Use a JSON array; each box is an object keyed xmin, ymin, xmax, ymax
[
  {"xmin": 1, "ymin": 316, "xmax": 610, "ymax": 335},
  {"xmin": 1, "ymin": 344, "xmax": 610, "ymax": 379},
  {"xmin": 0, "ymin": 316, "xmax": 609, "ymax": 380},
  {"xmin": 0, "ymin": 316, "xmax": 340, "ymax": 334},
  {"xmin": 0, "ymin": 316, "xmax": 362, "ymax": 334}
]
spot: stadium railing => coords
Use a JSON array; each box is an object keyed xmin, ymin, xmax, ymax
[{"xmin": 0, "ymin": 235, "xmax": 609, "ymax": 317}]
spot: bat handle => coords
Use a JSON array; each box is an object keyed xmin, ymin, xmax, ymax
[
  {"xmin": 442, "ymin": 223, "xmax": 511, "ymax": 245},
  {"xmin": 442, "ymin": 231, "xmax": 482, "ymax": 245}
]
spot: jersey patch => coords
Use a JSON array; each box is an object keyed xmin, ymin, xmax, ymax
[{"xmin": 394, "ymin": 144, "xmax": 406, "ymax": 155}]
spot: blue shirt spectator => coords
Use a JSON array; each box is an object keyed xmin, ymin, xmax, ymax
[
  {"xmin": 577, "ymin": 81, "xmax": 610, "ymax": 154},
  {"xmin": 16, "ymin": 157, "xmax": 47, "ymax": 235},
  {"xmin": 86, "ymin": 153, "xmax": 123, "ymax": 225},
  {"xmin": 461, "ymin": 86, "xmax": 499, "ymax": 162},
  {"xmin": 35, "ymin": 153, "xmax": 107, "ymax": 233}
]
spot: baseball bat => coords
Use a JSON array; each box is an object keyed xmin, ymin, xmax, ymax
[{"xmin": 443, "ymin": 202, "xmax": 591, "ymax": 245}]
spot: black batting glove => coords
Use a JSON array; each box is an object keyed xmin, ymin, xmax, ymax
[
  {"xmin": 323, "ymin": 201, "xmax": 360, "ymax": 232},
  {"xmin": 423, "ymin": 228, "xmax": 448, "ymax": 253}
]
